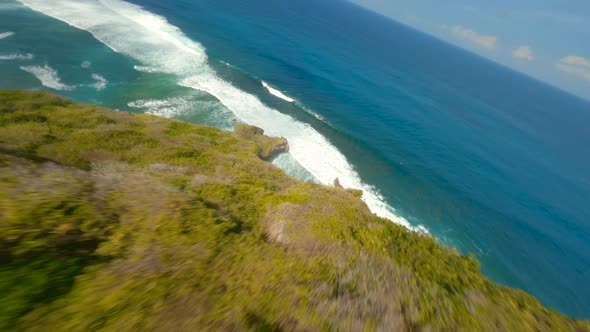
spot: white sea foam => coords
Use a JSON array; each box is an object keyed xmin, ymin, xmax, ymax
[
  {"xmin": 133, "ymin": 65, "xmax": 161, "ymax": 73},
  {"xmin": 0, "ymin": 53, "xmax": 34, "ymax": 60},
  {"xmin": 20, "ymin": 65, "xmax": 74, "ymax": 91},
  {"xmin": 262, "ymin": 81, "xmax": 327, "ymax": 122},
  {"xmin": 261, "ymin": 81, "xmax": 295, "ymax": 103},
  {"xmin": 128, "ymin": 96, "xmax": 233, "ymax": 127},
  {"xmin": 181, "ymin": 76, "xmax": 423, "ymax": 231},
  {"xmin": 81, "ymin": 60, "xmax": 91, "ymax": 68},
  {"xmin": 272, "ymin": 153, "xmax": 318, "ymax": 183},
  {"xmin": 92, "ymin": 73, "xmax": 107, "ymax": 90},
  {"xmin": 0, "ymin": 32, "xmax": 15, "ymax": 40},
  {"xmin": 128, "ymin": 97, "xmax": 194, "ymax": 118},
  {"xmin": 18, "ymin": 0, "xmax": 427, "ymax": 232}
]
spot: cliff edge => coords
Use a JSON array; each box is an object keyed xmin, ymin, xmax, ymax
[{"xmin": 0, "ymin": 91, "xmax": 588, "ymax": 331}]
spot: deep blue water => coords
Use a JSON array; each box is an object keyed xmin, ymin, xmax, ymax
[{"xmin": 1, "ymin": 0, "xmax": 589, "ymax": 318}]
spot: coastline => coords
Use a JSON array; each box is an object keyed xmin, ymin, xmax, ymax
[
  {"xmin": 3, "ymin": 0, "xmax": 590, "ymax": 318},
  {"xmin": 1, "ymin": 90, "xmax": 588, "ymax": 330},
  {"xmin": 15, "ymin": 0, "xmax": 427, "ymax": 233}
]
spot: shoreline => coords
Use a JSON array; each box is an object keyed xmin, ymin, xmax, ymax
[
  {"xmin": 16, "ymin": 0, "xmax": 428, "ymax": 233},
  {"xmin": 1, "ymin": 89, "xmax": 587, "ymax": 329}
]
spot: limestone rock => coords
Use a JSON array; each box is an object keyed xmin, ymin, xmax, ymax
[{"xmin": 234, "ymin": 124, "xmax": 289, "ymax": 160}]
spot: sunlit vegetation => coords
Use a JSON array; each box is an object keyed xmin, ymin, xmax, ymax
[{"xmin": 1, "ymin": 90, "xmax": 588, "ymax": 331}]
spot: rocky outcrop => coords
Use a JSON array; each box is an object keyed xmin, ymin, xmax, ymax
[
  {"xmin": 233, "ymin": 124, "xmax": 265, "ymax": 138},
  {"xmin": 234, "ymin": 124, "xmax": 289, "ymax": 160},
  {"xmin": 265, "ymin": 139, "xmax": 289, "ymax": 160}
]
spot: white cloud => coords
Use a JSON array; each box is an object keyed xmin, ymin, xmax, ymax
[
  {"xmin": 451, "ymin": 25, "xmax": 497, "ymax": 49},
  {"xmin": 556, "ymin": 55, "xmax": 590, "ymax": 81},
  {"xmin": 513, "ymin": 46, "xmax": 534, "ymax": 60},
  {"xmin": 560, "ymin": 56, "xmax": 590, "ymax": 68}
]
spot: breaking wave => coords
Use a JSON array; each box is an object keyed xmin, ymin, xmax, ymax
[
  {"xmin": 20, "ymin": 65, "xmax": 74, "ymax": 91},
  {"xmin": 92, "ymin": 73, "xmax": 107, "ymax": 90},
  {"xmin": 262, "ymin": 80, "xmax": 295, "ymax": 103},
  {"xmin": 0, "ymin": 53, "xmax": 34, "ymax": 60},
  {"xmin": 0, "ymin": 31, "xmax": 15, "ymax": 39},
  {"xmin": 18, "ymin": 0, "xmax": 427, "ymax": 232}
]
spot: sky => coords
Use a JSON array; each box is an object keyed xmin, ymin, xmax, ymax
[{"xmin": 349, "ymin": 0, "xmax": 590, "ymax": 100}]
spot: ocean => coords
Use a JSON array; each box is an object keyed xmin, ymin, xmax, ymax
[{"xmin": 1, "ymin": 0, "xmax": 589, "ymax": 318}]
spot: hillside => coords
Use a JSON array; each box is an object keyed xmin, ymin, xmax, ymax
[{"xmin": 0, "ymin": 90, "xmax": 588, "ymax": 331}]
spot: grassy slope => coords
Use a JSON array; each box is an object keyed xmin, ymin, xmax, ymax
[{"xmin": 0, "ymin": 90, "xmax": 587, "ymax": 331}]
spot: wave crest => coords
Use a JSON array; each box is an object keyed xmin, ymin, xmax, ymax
[
  {"xmin": 262, "ymin": 81, "xmax": 295, "ymax": 103},
  {"xmin": 0, "ymin": 31, "xmax": 14, "ymax": 39},
  {"xmin": 133, "ymin": 65, "xmax": 161, "ymax": 73},
  {"xmin": 0, "ymin": 53, "xmax": 34, "ymax": 60},
  {"xmin": 91, "ymin": 73, "xmax": 108, "ymax": 90},
  {"xmin": 128, "ymin": 97, "xmax": 194, "ymax": 118},
  {"xmin": 20, "ymin": 65, "xmax": 74, "ymax": 91}
]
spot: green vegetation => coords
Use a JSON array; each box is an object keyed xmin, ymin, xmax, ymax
[
  {"xmin": 0, "ymin": 90, "xmax": 588, "ymax": 331},
  {"xmin": 233, "ymin": 124, "xmax": 289, "ymax": 160}
]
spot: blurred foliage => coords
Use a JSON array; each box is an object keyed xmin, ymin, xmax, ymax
[{"xmin": 0, "ymin": 90, "xmax": 588, "ymax": 331}]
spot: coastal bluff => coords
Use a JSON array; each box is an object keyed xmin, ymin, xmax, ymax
[
  {"xmin": 0, "ymin": 90, "xmax": 588, "ymax": 331},
  {"xmin": 233, "ymin": 124, "xmax": 289, "ymax": 161}
]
